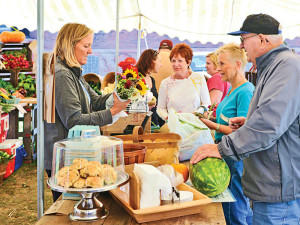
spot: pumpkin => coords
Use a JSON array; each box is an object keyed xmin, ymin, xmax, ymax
[{"xmin": 0, "ymin": 31, "xmax": 25, "ymax": 43}]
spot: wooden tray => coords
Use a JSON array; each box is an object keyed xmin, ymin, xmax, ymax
[{"xmin": 109, "ymin": 163, "xmax": 212, "ymax": 223}]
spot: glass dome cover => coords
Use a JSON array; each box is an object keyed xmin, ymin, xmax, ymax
[{"xmin": 50, "ymin": 133, "xmax": 125, "ymax": 191}]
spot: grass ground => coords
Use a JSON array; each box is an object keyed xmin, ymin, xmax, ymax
[{"xmin": 0, "ymin": 161, "xmax": 53, "ymax": 225}]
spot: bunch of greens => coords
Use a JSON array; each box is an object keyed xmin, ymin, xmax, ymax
[
  {"xmin": 0, "ymin": 102, "xmax": 14, "ymax": 113},
  {"xmin": 0, "ymin": 79, "xmax": 15, "ymax": 93},
  {"xmin": 17, "ymin": 73, "xmax": 36, "ymax": 97}
]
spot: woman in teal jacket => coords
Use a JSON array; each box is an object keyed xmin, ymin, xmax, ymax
[{"xmin": 200, "ymin": 43, "xmax": 254, "ymax": 225}]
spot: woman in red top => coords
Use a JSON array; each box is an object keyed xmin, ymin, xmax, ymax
[{"xmin": 206, "ymin": 52, "xmax": 231, "ymax": 105}]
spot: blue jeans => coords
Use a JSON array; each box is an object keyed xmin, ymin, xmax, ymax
[
  {"xmin": 222, "ymin": 158, "xmax": 253, "ymax": 225},
  {"xmin": 253, "ymin": 199, "xmax": 300, "ymax": 225}
]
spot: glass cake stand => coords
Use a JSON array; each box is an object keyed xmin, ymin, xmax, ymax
[{"xmin": 47, "ymin": 170, "xmax": 129, "ymax": 222}]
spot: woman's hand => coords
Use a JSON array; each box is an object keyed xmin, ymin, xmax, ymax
[
  {"xmin": 190, "ymin": 144, "xmax": 222, "ymax": 164},
  {"xmin": 148, "ymin": 103, "xmax": 156, "ymax": 110},
  {"xmin": 200, "ymin": 118, "xmax": 216, "ymax": 130},
  {"xmin": 229, "ymin": 116, "xmax": 246, "ymax": 131},
  {"xmin": 110, "ymin": 93, "xmax": 130, "ymax": 116}
]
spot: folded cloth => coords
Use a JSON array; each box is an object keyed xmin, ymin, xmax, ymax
[{"xmin": 134, "ymin": 164, "xmax": 172, "ymax": 209}]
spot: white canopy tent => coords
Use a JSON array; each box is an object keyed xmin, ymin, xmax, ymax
[
  {"xmin": 2, "ymin": 0, "xmax": 300, "ymax": 43},
  {"xmin": 1, "ymin": 0, "xmax": 300, "ymax": 220}
]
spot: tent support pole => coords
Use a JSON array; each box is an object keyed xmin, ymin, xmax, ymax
[
  {"xmin": 115, "ymin": 0, "xmax": 120, "ymax": 77},
  {"xmin": 37, "ymin": 0, "xmax": 45, "ymax": 219},
  {"xmin": 137, "ymin": 15, "xmax": 141, "ymax": 60}
]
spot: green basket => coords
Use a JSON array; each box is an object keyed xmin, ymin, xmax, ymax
[{"xmin": 3, "ymin": 96, "xmax": 21, "ymax": 104}]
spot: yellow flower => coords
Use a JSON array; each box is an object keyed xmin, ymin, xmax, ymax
[
  {"xmin": 123, "ymin": 68, "xmax": 138, "ymax": 79},
  {"xmin": 135, "ymin": 80, "xmax": 148, "ymax": 95}
]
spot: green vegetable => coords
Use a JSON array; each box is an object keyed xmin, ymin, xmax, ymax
[
  {"xmin": 0, "ymin": 151, "xmax": 14, "ymax": 164},
  {"xmin": 87, "ymin": 81, "xmax": 102, "ymax": 95},
  {"xmin": 0, "ymin": 102, "xmax": 14, "ymax": 113},
  {"xmin": 17, "ymin": 73, "xmax": 36, "ymax": 97},
  {"xmin": 0, "ymin": 79, "xmax": 15, "ymax": 93},
  {"xmin": 190, "ymin": 158, "xmax": 230, "ymax": 197}
]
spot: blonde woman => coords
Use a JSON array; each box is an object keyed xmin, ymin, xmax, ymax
[
  {"xmin": 44, "ymin": 23, "xmax": 129, "ymax": 201},
  {"xmin": 205, "ymin": 52, "xmax": 231, "ymax": 105},
  {"xmin": 192, "ymin": 43, "xmax": 254, "ymax": 225}
]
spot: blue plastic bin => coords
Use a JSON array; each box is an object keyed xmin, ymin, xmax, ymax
[{"xmin": 15, "ymin": 144, "xmax": 27, "ymax": 171}]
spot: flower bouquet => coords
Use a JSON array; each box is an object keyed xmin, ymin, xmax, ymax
[{"xmin": 116, "ymin": 57, "xmax": 149, "ymax": 102}]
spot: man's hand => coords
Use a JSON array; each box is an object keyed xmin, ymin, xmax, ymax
[
  {"xmin": 229, "ymin": 116, "xmax": 246, "ymax": 132},
  {"xmin": 190, "ymin": 144, "xmax": 222, "ymax": 164}
]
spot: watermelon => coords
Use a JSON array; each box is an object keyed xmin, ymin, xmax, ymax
[{"xmin": 190, "ymin": 158, "xmax": 230, "ymax": 197}]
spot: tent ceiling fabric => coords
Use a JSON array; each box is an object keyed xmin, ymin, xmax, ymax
[{"xmin": 1, "ymin": 0, "xmax": 300, "ymax": 43}]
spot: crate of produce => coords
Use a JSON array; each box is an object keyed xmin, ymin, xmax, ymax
[{"xmin": 1, "ymin": 43, "xmax": 32, "ymax": 65}]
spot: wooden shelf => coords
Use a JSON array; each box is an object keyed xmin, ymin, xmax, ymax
[{"xmin": 19, "ymin": 97, "xmax": 37, "ymax": 104}]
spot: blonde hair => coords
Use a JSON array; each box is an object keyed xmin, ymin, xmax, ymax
[
  {"xmin": 206, "ymin": 52, "xmax": 218, "ymax": 69},
  {"xmin": 216, "ymin": 43, "xmax": 247, "ymax": 70},
  {"xmin": 53, "ymin": 23, "xmax": 94, "ymax": 68}
]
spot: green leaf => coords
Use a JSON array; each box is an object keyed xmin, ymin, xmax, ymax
[
  {"xmin": 19, "ymin": 73, "xmax": 26, "ymax": 80},
  {"xmin": 24, "ymin": 83, "xmax": 30, "ymax": 90}
]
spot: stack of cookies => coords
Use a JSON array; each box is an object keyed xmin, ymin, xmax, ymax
[{"xmin": 56, "ymin": 158, "xmax": 117, "ymax": 188}]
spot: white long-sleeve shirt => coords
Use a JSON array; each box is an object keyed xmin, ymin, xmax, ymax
[{"xmin": 157, "ymin": 72, "xmax": 211, "ymax": 120}]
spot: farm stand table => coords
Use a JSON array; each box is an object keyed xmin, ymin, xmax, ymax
[{"xmin": 36, "ymin": 192, "xmax": 225, "ymax": 225}]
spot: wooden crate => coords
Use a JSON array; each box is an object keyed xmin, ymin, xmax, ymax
[{"xmin": 101, "ymin": 112, "xmax": 151, "ymax": 135}]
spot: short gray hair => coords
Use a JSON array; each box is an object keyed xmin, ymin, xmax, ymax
[{"xmin": 265, "ymin": 34, "xmax": 283, "ymax": 42}]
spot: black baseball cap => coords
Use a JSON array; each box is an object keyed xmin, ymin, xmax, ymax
[{"xmin": 228, "ymin": 13, "xmax": 281, "ymax": 36}]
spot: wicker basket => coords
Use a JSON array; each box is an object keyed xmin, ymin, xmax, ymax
[
  {"xmin": 123, "ymin": 143, "xmax": 146, "ymax": 165},
  {"xmin": 102, "ymin": 72, "xmax": 115, "ymax": 88},
  {"xmin": 0, "ymin": 163, "xmax": 7, "ymax": 186},
  {"xmin": 83, "ymin": 73, "xmax": 102, "ymax": 90}
]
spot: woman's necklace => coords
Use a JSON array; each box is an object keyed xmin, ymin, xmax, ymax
[{"xmin": 227, "ymin": 80, "xmax": 246, "ymax": 97}]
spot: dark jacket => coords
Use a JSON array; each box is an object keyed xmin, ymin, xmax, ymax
[{"xmin": 44, "ymin": 58, "xmax": 112, "ymax": 170}]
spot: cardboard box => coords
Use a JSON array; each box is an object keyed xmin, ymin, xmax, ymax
[{"xmin": 101, "ymin": 113, "xmax": 151, "ymax": 136}]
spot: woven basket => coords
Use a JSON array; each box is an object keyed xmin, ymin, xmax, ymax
[
  {"xmin": 0, "ymin": 163, "xmax": 7, "ymax": 186},
  {"xmin": 102, "ymin": 72, "xmax": 115, "ymax": 88},
  {"xmin": 123, "ymin": 143, "xmax": 147, "ymax": 165},
  {"xmin": 83, "ymin": 73, "xmax": 102, "ymax": 90}
]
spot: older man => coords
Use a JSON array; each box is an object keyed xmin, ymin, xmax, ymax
[
  {"xmin": 191, "ymin": 14, "xmax": 300, "ymax": 224},
  {"xmin": 151, "ymin": 39, "xmax": 174, "ymax": 93}
]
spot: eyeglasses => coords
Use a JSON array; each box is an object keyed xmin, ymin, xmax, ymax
[
  {"xmin": 153, "ymin": 49, "xmax": 159, "ymax": 57},
  {"xmin": 240, "ymin": 34, "xmax": 258, "ymax": 44}
]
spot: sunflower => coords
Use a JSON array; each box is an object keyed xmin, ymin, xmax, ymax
[
  {"xmin": 123, "ymin": 68, "xmax": 138, "ymax": 79},
  {"xmin": 135, "ymin": 80, "xmax": 148, "ymax": 95}
]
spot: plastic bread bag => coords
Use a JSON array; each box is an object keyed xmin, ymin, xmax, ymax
[
  {"xmin": 167, "ymin": 108, "xmax": 214, "ymax": 161},
  {"xmin": 157, "ymin": 164, "xmax": 184, "ymax": 187}
]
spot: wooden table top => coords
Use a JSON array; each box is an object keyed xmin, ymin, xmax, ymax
[{"xmin": 36, "ymin": 192, "xmax": 225, "ymax": 225}]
